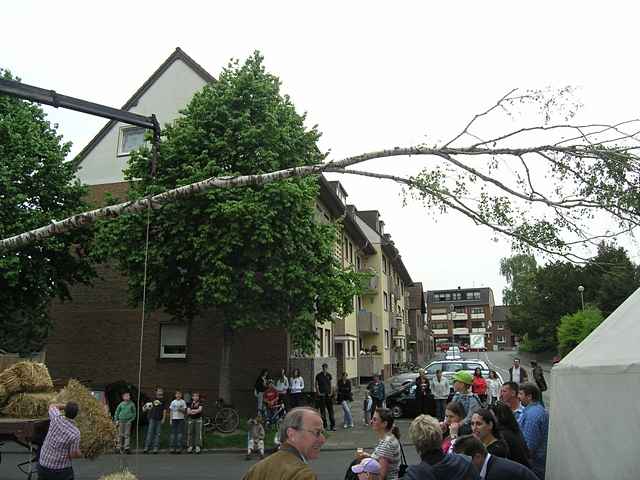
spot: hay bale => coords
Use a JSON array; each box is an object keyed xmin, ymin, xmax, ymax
[
  {"xmin": 98, "ymin": 470, "xmax": 138, "ymax": 480},
  {"xmin": 0, "ymin": 362, "xmax": 53, "ymax": 399},
  {"xmin": 1, "ymin": 392, "xmax": 55, "ymax": 418},
  {"xmin": 55, "ymin": 379, "xmax": 116, "ymax": 460}
]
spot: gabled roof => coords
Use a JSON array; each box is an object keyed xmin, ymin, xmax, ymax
[{"xmin": 72, "ymin": 47, "xmax": 215, "ymax": 169}]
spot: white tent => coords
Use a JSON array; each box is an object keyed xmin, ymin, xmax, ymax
[{"xmin": 547, "ymin": 287, "xmax": 640, "ymax": 480}]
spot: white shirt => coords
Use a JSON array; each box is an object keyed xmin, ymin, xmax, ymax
[
  {"xmin": 512, "ymin": 366, "xmax": 522, "ymax": 383},
  {"xmin": 275, "ymin": 376, "xmax": 289, "ymax": 394},
  {"xmin": 290, "ymin": 376, "xmax": 304, "ymax": 393},
  {"xmin": 480, "ymin": 453, "xmax": 492, "ymax": 479},
  {"xmin": 430, "ymin": 376, "xmax": 450, "ymax": 400},
  {"xmin": 487, "ymin": 378, "xmax": 503, "ymax": 398},
  {"xmin": 169, "ymin": 399, "xmax": 187, "ymax": 420}
]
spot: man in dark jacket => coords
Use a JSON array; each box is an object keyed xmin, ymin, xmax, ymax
[
  {"xmin": 530, "ymin": 361, "xmax": 547, "ymax": 406},
  {"xmin": 453, "ymin": 435, "xmax": 539, "ymax": 480},
  {"xmin": 406, "ymin": 414, "xmax": 479, "ymax": 480},
  {"xmin": 508, "ymin": 358, "xmax": 528, "ymax": 384}
]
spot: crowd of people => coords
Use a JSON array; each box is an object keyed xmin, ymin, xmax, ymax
[{"xmin": 244, "ymin": 357, "xmax": 550, "ymax": 480}]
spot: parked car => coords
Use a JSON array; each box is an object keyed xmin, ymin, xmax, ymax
[
  {"xmin": 385, "ymin": 383, "xmax": 421, "ymax": 418},
  {"xmin": 445, "ymin": 346, "xmax": 463, "ymax": 360},
  {"xmin": 389, "ymin": 359, "xmax": 500, "ymax": 391}
]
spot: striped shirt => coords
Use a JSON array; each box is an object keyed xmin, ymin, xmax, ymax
[
  {"xmin": 372, "ymin": 433, "xmax": 401, "ymax": 480},
  {"xmin": 39, "ymin": 406, "xmax": 81, "ymax": 470}
]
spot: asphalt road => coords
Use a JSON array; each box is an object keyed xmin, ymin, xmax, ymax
[{"xmin": 0, "ymin": 445, "xmax": 422, "ymax": 480}]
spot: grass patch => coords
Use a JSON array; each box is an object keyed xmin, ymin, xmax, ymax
[{"xmin": 129, "ymin": 417, "xmax": 279, "ymax": 449}]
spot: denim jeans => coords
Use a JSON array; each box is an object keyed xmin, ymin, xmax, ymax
[
  {"xmin": 341, "ymin": 400, "xmax": 353, "ymax": 427},
  {"xmin": 144, "ymin": 418, "xmax": 163, "ymax": 451},
  {"xmin": 170, "ymin": 419, "xmax": 185, "ymax": 450}
]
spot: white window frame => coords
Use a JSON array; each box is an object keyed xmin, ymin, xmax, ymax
[
  {"xmin": 384, "ymin": 329, "xmax": 390, "ymax": 349},
  {"xmin": 118, "ymin": 126, "xmax": 147, "ymax": 156},
  {"xmin": 497, "ymin": 335, "xmax": 506, "ymax": 343},
  {"xmin": 497, "ymin": 323, "xmax": 505, "ymax": 330},
  {"xmin": 160, "ymin": 324, "xmax": 187, "ymax": 359}
]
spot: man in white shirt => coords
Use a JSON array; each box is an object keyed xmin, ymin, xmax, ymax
[
  {"xmin": 430, "ymin": 369, "xmax": 450, "ymax": 421},
  {"xmin": 169, "ymin": 390, "xmax": 187, "ymax": 453},
  {"xmin": 508, "ymin": 358, "xmax": 528, "ymax": 384}
]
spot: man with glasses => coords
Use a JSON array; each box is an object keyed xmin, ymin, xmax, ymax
[{"xmin": 242, "ymin": 407, "xmax": 326, "ymax": 480}]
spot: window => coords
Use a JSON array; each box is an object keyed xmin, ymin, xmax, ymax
[
  {"xmin": 466, "ymin": 291, "xmax": 481, "ymax": 300},
  {"xmin": 356, "ymin": 256, "xmax": 361, "ymax": 270},
  {"xmin": 383, "ymin": 292, "xmax": 388, "ymax": 311},
  {"xmin": 465, "ymin": 362, "xmax": 482, "ymax": 371},
  {"xmin": 452, "ymin": 292, "xmax": 463, "ymax": 300},
  {"xmin": 357, "ymin": 296, "xmax": 362, "ymax": 310},
  {"xmin": 344, "ymin": 237, "xmax": 349, "ymax": 259},
  {"xmin": 349, "ymin": 242, "xmax": 353, "ymax": 263},
  {"xmin": 425, "ymin": 364, "xmax": 440, "ymax": 375},
  {"xmin": 325, "ymin": 330, "xmax": 331, "ymax": 356},
  {"xmin": 472, "ymin": 321, "xmax": 485, "ymax": 328},
  {"xmin": 471, "ymin": 307, "xmax": 484, "ymax": 315},
  {"xmin": 454, "ymin": 306, "xmax": 466, "ymax": 314},
  {"xmin": 382, "ymin": 255, "xmax": 388, "ymax": 274},
  {"xmin": 497, "ymin": 323, "xmax": 505, "ymax": 330},
  {"xmin": 118, "ymin": 126, "xmax": 146, "ymax": 156},
  {"xmin": 160, "ymin": 324, "xmax": 187, "ymax": 358},
  {"xmin": 497, "ymin": 335, "xmax": 506, "ymax": 343},
  {"xmin": 443, "ymin": 362, "xmax": 464, "ymax": 372},
  {"xmin": 317, "ymin": 327, "xmax": 323, "ymax": 356},
  {"xmin": 384, "ymin": 329, "xmax": 390, "ymax": 349}
]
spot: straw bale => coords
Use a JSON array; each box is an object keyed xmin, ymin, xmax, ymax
[
  {"xmin": 98, "ymin": 470, "xmax": 138, "ymax": 480},
  {"xmin": 0, "ymin": 362, "xmax": 53, "ymax": 397},
  {"xmin": 1, "ymin": 392, "xmax": 55, "ymax": 418},
  {"xmin": 55, "ymin": 379, "xmax": 116, "ymax": 460}
]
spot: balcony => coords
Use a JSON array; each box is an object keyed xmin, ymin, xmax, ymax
[
  {"xmin": 471, "ymin": 328, "xmax": 486, "ymax": 333},
  {"xmin": 358, "ymin": 354, "xmax": 384, "ymax": 377},
  {"xmin": 453, "ymin": 327, "xmax": 470, "ymax": 335},
  {"xmin": 357, "ymin": 310, "xmax": 381, "ymax": 334},
  {"xmin": 359, "ymin": 272, "xmax": 379, "ymax": 295},
  {"xmin": 432, "ymin": 328, "xmax": 449, "ymax": 335}
]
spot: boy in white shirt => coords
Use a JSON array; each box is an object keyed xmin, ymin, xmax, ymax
[{"xmin": 169, "ymin": 390, "xmax": 187, "ymax": 453}]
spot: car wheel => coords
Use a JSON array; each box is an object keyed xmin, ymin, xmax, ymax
[{"xmin": 391, "ymin": 405, "xmax": 403, "ymax": 418}]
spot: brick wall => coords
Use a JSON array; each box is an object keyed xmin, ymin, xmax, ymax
[{"xmin": 47, "ymin": 264, "xmax": 290, "ymax": 417}]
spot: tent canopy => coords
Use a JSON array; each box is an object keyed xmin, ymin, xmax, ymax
[{"xmin": 548, "ymin": 287, "xmax": 640, "ymax": 480}]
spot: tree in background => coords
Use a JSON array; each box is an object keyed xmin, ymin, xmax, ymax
[
  {"xmin": 92, "ymin": 53, "xmax": 362, "ymax": 402},
  {"xmin": 557, "ymin": 306, "xmax": 604, "ymax": 356},
  {"xmin": 500, "ymin": 242, "xmax": 639, "ymax": 352},
  {"xmin": 0, "ymin": 70, "xmax": 95, "ymax": 354}
]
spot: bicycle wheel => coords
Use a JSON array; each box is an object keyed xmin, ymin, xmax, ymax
[
  {"xmin": 215, "ymin": 407, "xmax": 240, "ymax": 433},
  {"xmin": 202, "ymin": 416, "xmax": 215, "ymax": 433}
]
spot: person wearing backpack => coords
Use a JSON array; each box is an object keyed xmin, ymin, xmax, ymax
[{"xmin": 450, "ymin": 371, "xmax": 482, "ymax": 426}]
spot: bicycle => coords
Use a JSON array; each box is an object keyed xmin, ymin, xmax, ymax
[{"xmin": 203, "ymin": 399, "xmax": 240, "ymax": 434}]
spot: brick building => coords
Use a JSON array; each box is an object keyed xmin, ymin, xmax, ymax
[
  {"xmin": 44, "ymin": 48, "xmax": 421, "ymax": 415},
  {"xmin": 427, "ymin": 287, "xmax": 495, "ymax": 351},
  {"xmin": 490, "ymin": 305, "xmax": 517, "ymax": 350}
]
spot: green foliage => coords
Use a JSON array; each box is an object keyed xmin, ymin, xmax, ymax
[
  {"xmin": 557, "ymin": 306, "xmax": 604, "ymax": 356},
  {"xmin": 500, "ymin": 242, "xmax": 639, "ymax": 353},
  {"xmin": 0, "ymin": 69, "xmax": 95, "ymax": 354},
  {"xmin": 94, "ymin": 52, "xmax": 361, "ymax": 353}
]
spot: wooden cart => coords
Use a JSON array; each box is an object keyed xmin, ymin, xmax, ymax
[{"xmin": 0, "ymin": 417, "xmax": 48, "ymax": 479}]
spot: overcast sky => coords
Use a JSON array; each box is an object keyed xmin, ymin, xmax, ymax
[{"xmin": 4, "ymin": 1, "xmax": 640, "ymax": 303}]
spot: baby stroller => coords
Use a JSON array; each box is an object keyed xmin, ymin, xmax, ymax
[{"xmin": 263, "ymin": 400, "xmax": 286, "ymax": 431}]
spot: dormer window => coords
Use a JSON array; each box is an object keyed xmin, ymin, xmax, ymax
[{"xmin": 118, "ymin": 126, "xmax": 146, "ymax": 156}]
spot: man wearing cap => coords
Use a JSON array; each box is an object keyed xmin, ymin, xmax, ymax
[
  {"xmin": 352, "ymin": 457, "xmax": 381, "ymax": 479},
  {"xmin": 450, "ymin": 371, "xmax": 482, "ymax": 425}
]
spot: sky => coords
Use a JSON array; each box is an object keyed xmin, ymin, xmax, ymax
[{"xmin": 4, "ymin": 1, "xmax": 640, "ymax": 303}]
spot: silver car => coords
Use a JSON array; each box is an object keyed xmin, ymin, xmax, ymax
[{"xmin": 389, "ymin": 359, "xmax": 500, "ymax": 391}]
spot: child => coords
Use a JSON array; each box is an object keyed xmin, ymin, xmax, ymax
[
  {"xmin": 351, "ymin": 457, "xmax": 381, "ymax": 479},
  {"xmin": 113, "ymin": 391, "xmax": 136, "ymax": 454},
  {"xmin": 186, "ymin": 392, "xmax": 204, "ymax": 454},
  {"xmin": 169, "ymin": 390, "xmax": 187, "ymax": 453},
  {"xmin": 363, "ymin": 390, "xmax": 373, "ymax": 425},
  {"xmin": 246, "ymin": 416, "xmax": 265, "ymax": 460}
]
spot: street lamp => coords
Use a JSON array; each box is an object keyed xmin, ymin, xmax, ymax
[{"xmin": 578, "ymin": 285, "xmax": 585, "ymax": 310}]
